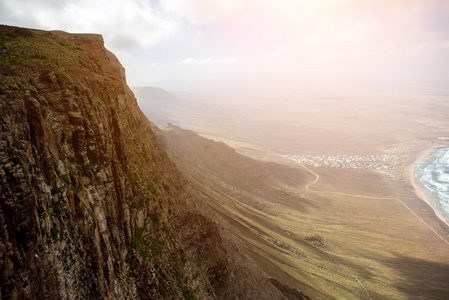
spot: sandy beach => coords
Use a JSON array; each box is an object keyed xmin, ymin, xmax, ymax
[{"xmin": 405, "ymin": 145, "xmax": 449, "ymax": 229}]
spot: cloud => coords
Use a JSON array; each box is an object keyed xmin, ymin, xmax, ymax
[
  {"xmin": 158, "ymin": 0, "xmax": 449, "ymax": 61},
  {"xmin": 182, "ymin": 57, "xmax": 240, "ymax": 64},
  {"xmin": 161, "ymin": 0, "xmax": 260, "ymax": 24},
  {"xmin": 0, "ymin": 0, "xmax": 177, "ymax": 50},
  {"xmin": 269, "ymin": 46, "xmax": 293, "ymax": 58},
  {"xmin": 2, "ymin": 0, "xmax": 449, "ymax": 88}
]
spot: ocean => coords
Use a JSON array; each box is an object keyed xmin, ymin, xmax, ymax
[{"xmin": 415, "ymin": 147, "xmax": 449, "ymax": 224}]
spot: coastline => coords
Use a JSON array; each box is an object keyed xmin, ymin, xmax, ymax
[{"xmin": 405, "ymin": 145, "xmax": 449, "ymax": 229}]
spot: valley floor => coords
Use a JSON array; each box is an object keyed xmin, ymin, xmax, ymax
[{"xmin": 171, "ymin": 129, "xmax": 449, "ymax": 299}]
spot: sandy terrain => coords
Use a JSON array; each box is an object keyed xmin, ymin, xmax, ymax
[
  {"xmin": 160, "ymin": 123, "xmax": 449, "ymax": 299},
  {"xmin": 140, "ymin": 85, "xmax": 449, "ymax": 298}
]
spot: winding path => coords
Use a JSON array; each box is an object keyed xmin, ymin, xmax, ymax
[
  {"xmin": 299, "ymin": 162, "xmax": 449, "ymax": 246},
  {"xmin": 298, "ymin": 160, "xmax": 449, "ymax": 299},
  {"xmin": 260, "ymin": 144, "xmax": 271, "ymax": 161},
  {"xmin": 299, "ymin": 162, "xmax": 320, "ymax": 197}
]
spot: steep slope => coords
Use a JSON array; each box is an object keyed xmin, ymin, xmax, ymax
[
  {"xmin": 158, "ymin": 125, "xmax": 449, "ymax": 300},
  {"xmin": 0, "ymin": 25, "xmax": 228, "ymax": 299},
  {"xmin": 158, "ymin": 124, "xmax": 317, "ymax": 299},
  {"xmin": 159, "ymin": 124, "xmax": 314, "ymax": 202}
]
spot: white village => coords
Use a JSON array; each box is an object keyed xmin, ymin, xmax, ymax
[{"xmin": 280, "ymin": 154, "xmax": 397, "ymax": 170}]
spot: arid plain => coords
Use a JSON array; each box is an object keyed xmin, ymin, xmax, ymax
[{"xmin": 136, "ymin": 85, "xmax": 449, "ymax": 299}]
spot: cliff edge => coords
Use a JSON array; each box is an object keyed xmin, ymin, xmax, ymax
[{"xmin": 0, "ymin": 25, "xmax": 227, "ymax": 299}]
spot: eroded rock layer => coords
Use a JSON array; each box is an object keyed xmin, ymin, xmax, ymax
[{"xmin": 0, "ymin": 25, "xmax": 227, "ymax": 299}]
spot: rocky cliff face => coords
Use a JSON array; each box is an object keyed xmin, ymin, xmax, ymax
[{"xmin": 0, "ymin": 25, "xmax": 227, "ymax": 299}]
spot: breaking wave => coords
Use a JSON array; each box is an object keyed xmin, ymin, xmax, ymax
[{"xmin": 415, "ymin": 148, "xmax": 449, "ymax": 223}]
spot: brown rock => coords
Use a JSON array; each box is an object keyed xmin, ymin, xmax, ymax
[{"xmin": 0, "ymin": 25, "xmax": 230, "ymax": 299}]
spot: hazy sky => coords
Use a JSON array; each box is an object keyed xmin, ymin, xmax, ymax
[{"xmin": 1, "ymin": 0, "xmax": 449, "ymax": 91}]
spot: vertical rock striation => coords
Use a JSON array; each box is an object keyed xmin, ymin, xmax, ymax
[{"xmin": 0, "ymin": 25, "xmax": 227, "ymax": 299}]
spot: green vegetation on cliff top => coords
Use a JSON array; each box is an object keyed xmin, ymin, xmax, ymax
[{"xmin": 0, "ymin": 26, "xmax": 82, "ymax": 74}]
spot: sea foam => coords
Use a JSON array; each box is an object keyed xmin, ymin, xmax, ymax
[{"xmin": 415, "ymin": 147, "xmax": 449, "ymax": 223}]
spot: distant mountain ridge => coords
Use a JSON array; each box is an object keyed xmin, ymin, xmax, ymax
[{"xmin": 132, "ymin": 86, "xmax": 179, "ymax": 126}]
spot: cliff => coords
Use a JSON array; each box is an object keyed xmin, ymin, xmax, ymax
[{"xmin": 0, "ymin": 25, "xmax": 227, "ymax": 299}]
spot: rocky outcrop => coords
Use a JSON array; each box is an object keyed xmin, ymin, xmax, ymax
[{"xmin": 0, "ymin": 25, "xmax": 227, "ymax": 299}]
